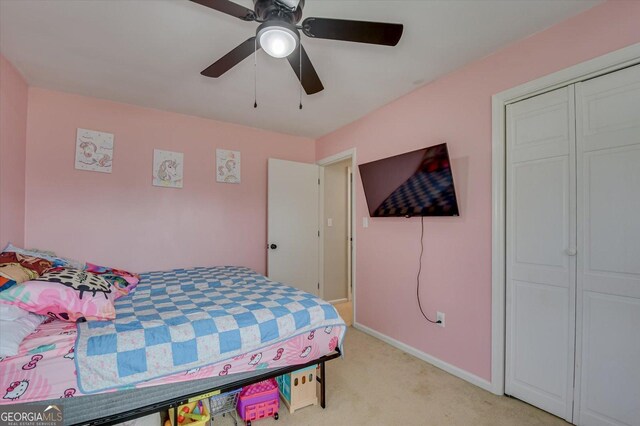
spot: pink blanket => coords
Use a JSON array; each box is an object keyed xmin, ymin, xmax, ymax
[{"xmin": 0, "ymin": 318, "xmax": 341, "ymax": 403}]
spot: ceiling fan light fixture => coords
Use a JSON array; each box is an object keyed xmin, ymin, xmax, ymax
[{"xmin": 257, "ymin": 22, "xmax": 299, "ymax": 59}]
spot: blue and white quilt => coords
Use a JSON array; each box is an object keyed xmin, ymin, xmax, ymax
[{"xmin": 75, "ymin": 266, "xmax": 346, "ymax": 393}]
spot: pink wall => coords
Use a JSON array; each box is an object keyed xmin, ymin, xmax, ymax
[
  {"xmin": 25, "ymin": 88, "xmax": 314, "ymax": 273},
  {"xmin": 0, "ymin": 54, "xmax": 28, "ymax": 248},
  {"xmin": 316, "ymin": 0, "xmax": 640, "ymax": 382}
]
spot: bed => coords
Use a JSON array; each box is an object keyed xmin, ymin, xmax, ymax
[{"xmin": 0, "ymin": 266, "xmax": 346, "ymax": 425}]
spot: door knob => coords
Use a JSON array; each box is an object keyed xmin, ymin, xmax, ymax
[
  {"xmin": 270, "ymin": 244, "xmax": 278, "ymax": 250},
  {"xmin": 566, "ymin": 248, "xmax": 577, "ymax": 256}
]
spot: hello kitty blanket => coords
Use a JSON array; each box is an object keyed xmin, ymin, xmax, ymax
[
  {"xmin": 74, "ymin": 266, "xmax": 346, "ymax": 393},
  {"xmin": 0, "ymin": 315, "xmax": 343, "ymax": 403}
]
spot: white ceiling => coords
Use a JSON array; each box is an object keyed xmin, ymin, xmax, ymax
[{"xmin": 0, "ymin": 0, "xmax": 601, "ymax": 138}]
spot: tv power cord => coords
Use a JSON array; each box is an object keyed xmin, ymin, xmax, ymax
[{"xmin": 417, "ymin": 216, "xmax": 442, "ymax": 325}]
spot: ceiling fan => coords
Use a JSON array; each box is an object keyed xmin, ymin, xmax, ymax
[{"xmin": 191, "ymin": 0, "xmax": 404, "ymax": 95}]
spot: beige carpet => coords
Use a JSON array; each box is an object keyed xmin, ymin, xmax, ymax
[
  {"xmin": 332, "ymin": 301, "xmax": 353, "ymax": 326},
  {"xmin": 213, "ymin": 327, "xmax": 569, "ymax": 425}
]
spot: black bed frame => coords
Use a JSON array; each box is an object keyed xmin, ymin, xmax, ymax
[{"xmin": 74, "ymin": 348, "xmax": 341, "ymax": 426}]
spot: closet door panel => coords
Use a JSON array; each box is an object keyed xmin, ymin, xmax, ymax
[
  {"xmin": 583, "ymin": 146, "xmax": 640, "ymax": 295},
  {"xmin": 510, "ymin": 88, "xmax": 571, "ymax": 163},
  {"xmin": 580, "ymin": 293, "xmax": 640, "ymax": 426},
  {"xmin": 578, "ymin": 67, "xmax": 640, "ymax": 153},
  {"xmin": 506, "ymin": 86, "xmax": 576, "ymax": 422},
  {"xmin": 512, "ymin": 157, "xmax": 571, "ymax": 285},
  {"xmin": 575, "ymin": 64, "xmax": 640, "ymax": 426},
  {"xmin": 512, "ymin": 280, "xmax": 570, "ymax": 398}
]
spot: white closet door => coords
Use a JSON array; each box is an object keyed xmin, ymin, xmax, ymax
[
  {"xmin": 574, "ymin": 64, "xmax": 640, "ymax": 426},
  {"xmin": 505, "ymin": 86, "xmax": 576, "ymax": 422}
]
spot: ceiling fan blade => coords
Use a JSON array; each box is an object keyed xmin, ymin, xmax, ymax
[
  {"xmin": 190, "ymin": 0, "xmax": 256, "ymax": 21},
  {"xmin": 286, "ymin": 44, "xmax": 324, "ymax": 95},
  {"xmin": 201, "ymin": 37, "xmax": 260, "ymax": 78},
  {"xmin": 302, "ymin": 17, "xmax": 403, "ymax": 46}
]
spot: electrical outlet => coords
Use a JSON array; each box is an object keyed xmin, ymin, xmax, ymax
[
  {"xmin": 362, "ymin": 217, "xmax": 369, "ymax": 228},
  {"xmin": 436, "ymin": 312, "xmax": 445, "ymax": 327}
]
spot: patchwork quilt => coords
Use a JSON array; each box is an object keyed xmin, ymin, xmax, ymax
[{"xmin": 75, "ymin": 266, "xmax": 346, "ymax": 393}]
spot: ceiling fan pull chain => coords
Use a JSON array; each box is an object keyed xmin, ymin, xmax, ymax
[
  {"xmin": 299, "ymin": 46, "xmax": 303, "ymax": 110},
  {"xmin": 254, "ymin": 37, "xmax": 258, "ymax": 108}
]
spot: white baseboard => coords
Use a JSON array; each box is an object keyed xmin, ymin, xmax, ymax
[
  {"xmin": 353, "ymin": 322, "xmax": 495, "ymax": 394},
  {"xmin": 329, "ymin": 298, "xmax": 348, "ymax": 305}
]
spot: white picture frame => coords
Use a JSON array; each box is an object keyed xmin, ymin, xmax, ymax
[
  {"xmin": 216, "ymin": 149, "xmax": 241, "ymax": 184},
  {"xmin": 75, "ymin": 128, "xmax": 114, "ymax": 173},
  {"xmin": 153, "ymin": 149, "xmax": 184, "ymax": 188}
]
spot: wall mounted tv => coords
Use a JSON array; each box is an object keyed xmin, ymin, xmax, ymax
[{"xmin": 359, "ymin": 143, "xmax": 459, "ymax": 217}]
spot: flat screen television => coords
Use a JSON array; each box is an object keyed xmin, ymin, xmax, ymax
[{"xmin": 359, "ymin": 143, "xmax": 459, "ymax": 217}]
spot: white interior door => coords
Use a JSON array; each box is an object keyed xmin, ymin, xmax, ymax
[
  {"xmin": 505, "ymin": 86, "xmax": 577, "ymax": 422},
  {"xmin": 268, "ymin": 158, "xmax": 319, "ymax": 296},
  {"xmin": 574, "ymin": 64, "xmax": 640, "ymax": 426}
]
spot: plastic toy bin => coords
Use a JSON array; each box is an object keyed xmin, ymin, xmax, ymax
[
  {"xmin": 168, "ymin": 399, "xmax": 210, "ymax": 426},
  {"xmin": 237, "ymin": 378, "xmax": 280, "ymax": 425}
]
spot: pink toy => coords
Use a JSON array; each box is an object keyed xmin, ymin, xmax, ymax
[{"xmin": 236, "ymin": 379, "xmax": 279, "ymax": 426}]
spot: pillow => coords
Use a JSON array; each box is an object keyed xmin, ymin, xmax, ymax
[
  {"xmin": 0, "ymin": 276, "xmax": 17, "ymax": 293},
  {"xmin": 0, "ymin": 313, "xmax": 46, "ymax": 357},
  {"xmin": 0, "ymin": 252, "xmax": 53, "ymax": 275},
  {"xmin": 85, "ymin": 262, "xmax": 140, "ymax": 298},
  {"xmin": 0, "ymin": 304, "xmax": 30, "ymax": 321},
  {"xmin": 0, "ymin": 252, "xmax": 53, "ymax": 284},
  {"xmin": 0, "ymin": 262, "xmax": 38, "ymax": 283},
  {"xmin": 0, "ymin": 268, "xmax": 117, "ymax": 322},
  {"xmin": 3, "ymin": 243, "xmax": 85, "ymax": 269}
]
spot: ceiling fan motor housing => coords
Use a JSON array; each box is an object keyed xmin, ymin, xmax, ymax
[{"xmin": 253, "ymin": 0, "xmax": 304, "ymax": 24}]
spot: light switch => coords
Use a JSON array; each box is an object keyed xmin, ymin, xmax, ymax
[
  {"xmin": 327, "ymin": 218, "xmax": 333, "ymax": 227},
  {"xmin": 363, "ymin": 217, "xmax": 369, "ymax": 228}
]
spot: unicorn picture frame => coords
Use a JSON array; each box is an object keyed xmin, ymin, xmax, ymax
[
  {"xmin": 75, "ymin": 128, "xmax": 114, "ymax": 173},
  {"xmin": 153, "ymin": 149, "xmax": 183, "ymax": 188},
  {"xmin": 216, "ymin": 149, "xmax": 241, "ymax": 184}
]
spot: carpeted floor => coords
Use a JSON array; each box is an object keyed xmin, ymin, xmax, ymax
[{"xmin": 213, "ymin": 327, "xmax": 569, "ymax": 425}]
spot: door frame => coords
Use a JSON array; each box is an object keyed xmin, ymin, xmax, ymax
[
  {"xmin": 491, "ymin": 43, "xmax": 640, "ymax": 396},
  {"xmin": 318, "ymin": 149, "xmax": 357, "ymax": 318},
  {"xmin": 347, "ymin": 165, "xmax": 353, "ymax": 303}
]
